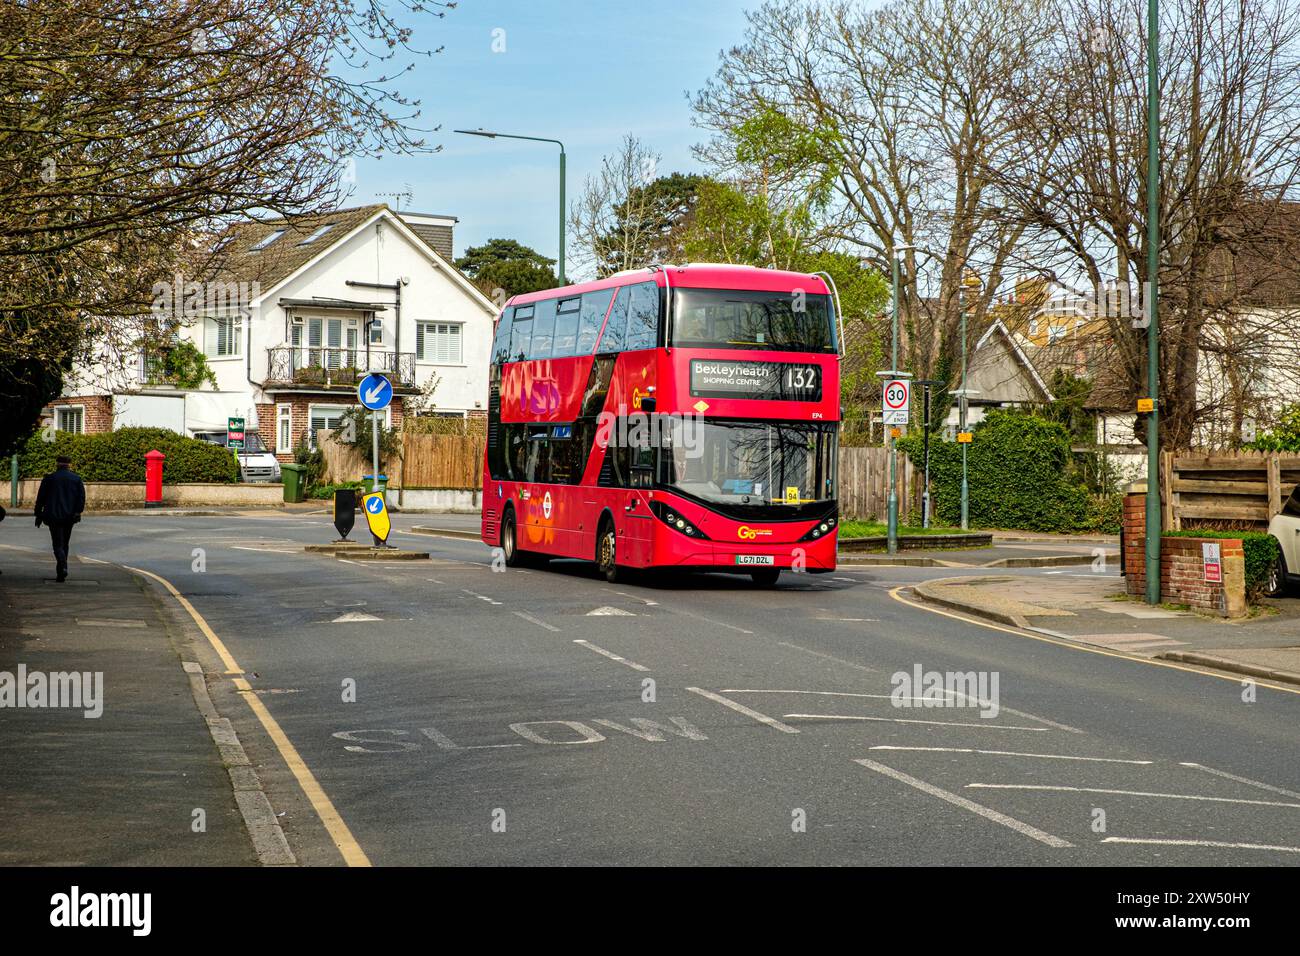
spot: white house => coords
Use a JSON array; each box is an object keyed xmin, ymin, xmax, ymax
[{"xmin": 48, "ymin": 204, "xmax": 498, "ymax": 459}]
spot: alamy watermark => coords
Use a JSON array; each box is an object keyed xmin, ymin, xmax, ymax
[
  {"xmin": 890, "ymin": 664, "xmax": 1000, "ymax": 718},
  {"xmin": 0, "ymin": 665, "xmax": 103, "ymax": 718}
]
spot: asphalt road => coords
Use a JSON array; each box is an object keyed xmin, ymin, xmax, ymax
[{"xmin": 13, "ymin": 511, "xmax": 1300, "ymax": 866}]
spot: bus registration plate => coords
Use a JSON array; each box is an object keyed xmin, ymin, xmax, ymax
[{"xmin": 734, "ymin": 555, "xmax": 775, "ymax": 566}]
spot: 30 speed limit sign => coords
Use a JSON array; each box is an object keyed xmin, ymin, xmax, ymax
[{"xmin": 882, "ymin": 379, "xmax": 910, "ymax": 425}]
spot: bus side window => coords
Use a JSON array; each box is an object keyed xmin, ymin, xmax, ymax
[
  {"xmin": 529, "ymin": 298, "xmax": 557, "ymax": 358},
  {"xmin": 577, "ymin": 289, "xmax": 615, "ymax": 355},
  {"xmin": 598, "ymin": 286, "xmax": 631, "ymax": 352},
  {"xmin": 626, "ymin": 281, "xmax": 659, "ymax": 350},
  {"xmin": 510, "ymin": 304, "xmax": 534, "ymax": 361},
  {"xmin": 492, "ymin": 307, "xmax": 514, "ymax": 365},
  {"xmin": 552, "ymin": 297, "xmax": 581, "ymax": 357}
]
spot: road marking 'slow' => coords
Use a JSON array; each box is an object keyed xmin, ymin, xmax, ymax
[
  {"xmin": 787, "ymin": 714, "xmax": 1049, "ymax": 731},
  {"xmin": 573, "ymin": 639, "xmax": 648, "ymax": 671},
  {"xmin": 967, "ymin": 783, "xmax": 1300, "ymax": 808},
  {"xmin": 869, "ymin": 746, "xmax": 1153, "ymax": 764},
  {"xmin": 686, "ymin": 687, "xmax": 799, "ymax": 734},
  {"xmin": 513, "ymin": 610, "xmax": 558, "ymax": 632},
  {"xmin": 855, "ymin": 759, "xmax": 1073, "ymax": 848},
  {"xmin": 1103, "ymin": 837, "xmax": 1300, "ymax": 854}
]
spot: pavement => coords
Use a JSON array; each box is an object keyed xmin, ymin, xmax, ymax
[
  {"xmin": 1, "ymin": 510, "xmax": 1297, "ymax": 867},
  {"xmin": 0, "ymin": 542, "xmax": 260, "ymax": 865},
  {"xmin": 914, "ymin": 571, "xmax": 1300, "ymax": 685}
]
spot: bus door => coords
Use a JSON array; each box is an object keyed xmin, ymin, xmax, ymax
[{"xmin": 619, "ymin": 442, "xmax": 656, "ymax": 566}]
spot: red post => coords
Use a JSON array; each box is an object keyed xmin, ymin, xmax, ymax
[{"xmin": 144, "ymin": 449, "xmax": 165, "ymax": 507}]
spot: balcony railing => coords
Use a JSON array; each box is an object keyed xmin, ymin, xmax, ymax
[{"xmin": 266, "ymin": 347, "xmax": 416, "ymax": 388}]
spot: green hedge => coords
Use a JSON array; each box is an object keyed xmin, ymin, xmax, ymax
[
  {"xmin": 900, "ymin": 410, "xmax": 1089, "ymax": 533},
  {"xmin": 20, "ymin": 427, "xmax": 240, "ymax": 483},
  {"xmin": 1164, "ymin": 529, "xmax": 1280, "ymax": 598}
]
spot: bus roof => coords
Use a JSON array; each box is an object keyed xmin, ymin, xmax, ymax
[{"xmin": 505, "ymin": 263, "xmax": 832, "ymax": 308}]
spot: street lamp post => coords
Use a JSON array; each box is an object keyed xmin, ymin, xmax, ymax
[
  {"xmin": 455, "ymin": 129, "xmax": 566, "ymax": 284},
  {"xmin": 914, "ymin": 380, "xmax": 943, "ymax": 528},
  {"xmin": 880, "ymin": 244, "xmax": 914, "ymax": 554},
  {"xmin": 1143, "ymin": 0, "xmax": 1162, "ymax": 604},
  {"xmin": 957, "ymin": 271, "xmax": 981, "ymax": 530}
]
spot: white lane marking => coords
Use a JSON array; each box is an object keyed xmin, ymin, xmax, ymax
[
  {"xmin": 331, "ymin": 612, "xmax": 382, "ymax": 623},
  {"xmin": 868, "ymin": 746, "xmax": 1153, "ymax": 765},
  {"xmin": 587, "ymin": 606, "xmax": 636, "ymax": 616},
  {"xmin": 1102, "ymin": 837, "xmax": 1300, "ymax": 854},
  {"xmin": 832, "ymin": 576, "xmax": 856, "ymax": 582},
  {"xmin": 1180, "ymin": 762, "xmax": 1300, "ymax": 801},
  {"xmin": 462, "ymin": 589, "xmax": 503, "ymax": 606},
  {"xmin": 723, "ymin": 689, "xmax": 899, "ymax": 698},
  {"xmin": 512, "ymin": 610, "xmax": 559, "ymax": 632},
  {"xmin": 966, "ymin": 784, "xmax": 1300, "ymax": 809},
  {"xmin": 776, "ymin": 642, "xmax": 875, "ymax": 673},
  {"xmin": 787, "ymin": 714, "xmax": 1049, "ymax": 731},
  {"xmin": 670, "ymin": 608, "xmax": 753, "ymax": 635},
  {"xmin": 573, "ymin": 639, "xmax": 649, "ymax": 672},
  {"xmin": 338, "ymin": 559, "xmax": 360, "ymax": 566},
  {"xmin": 427, "ymin": 578, "xmax": 444, "ymax": 585},
  {"xmin": 855, "ymin": 759, "xmax": 1073, "ymax": 848},
  {"xmin": 686, "ymin": 687, "xmax": 799, "ymax": 734},
  {"xmin": 814, "ymin": 617, "xmax": 881, "ymax": 622},
  {"xmin": 614, "ymin": 591, "xmax": 658, "ymax": 606},
  {"xmin": 230, "ymin": 546, "xmax": 300, "ymax": 554}
]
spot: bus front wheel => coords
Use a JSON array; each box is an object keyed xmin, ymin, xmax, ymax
[
  {"xmin": 597, "ymin": 519, "xmax": 620, "ymax": 583},
  {"xmin": 751, "ymin": 568, "xmax": 781, "ymax": 587}
]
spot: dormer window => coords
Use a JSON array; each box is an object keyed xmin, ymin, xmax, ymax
[
  {"xmin": 249, "ymin": 229, "xmax": 286, "ymax": 252},
  {"xmin": 297, "ymin": 224, "xmax": 335, "ymax": 246}
]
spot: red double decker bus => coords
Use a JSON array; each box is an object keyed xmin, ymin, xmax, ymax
[{"xmin": 480, "ymin": 263, "xmax": 841, "ymax": 585}]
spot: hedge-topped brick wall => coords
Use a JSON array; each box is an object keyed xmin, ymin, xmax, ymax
[{"xmin": 19, "ymin": 427, "xmax": 240, "ymax": 483}]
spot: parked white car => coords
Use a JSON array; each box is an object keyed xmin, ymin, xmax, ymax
[
  {"xmin": 193, "ymin": 431, "xmax": 282, "ymax": 483},
  {"xmin": 1264, "ymin": 488, "xmax": 1300, "ymax": 595}
]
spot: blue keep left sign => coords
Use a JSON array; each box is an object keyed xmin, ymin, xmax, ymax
[{"xmin": 358, "ymin": 372, "xmax": 393, "ymax": 410}]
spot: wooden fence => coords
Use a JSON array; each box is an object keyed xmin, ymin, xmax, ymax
[
  {"xmin": 318, "ymin": 431, "xmax": 483, "ymax": 489},
  {"xmin": 1161, "ymin": 450, "xmax": 1300, "ymax": 530},
  {"xmin": 838, "ymin": 445, "xmax": 922, "ymax": 522}
]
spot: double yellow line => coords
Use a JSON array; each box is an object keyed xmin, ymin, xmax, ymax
[{"xmin": 131, "ymin": 566, "xmax": 372, "ymax": 866}]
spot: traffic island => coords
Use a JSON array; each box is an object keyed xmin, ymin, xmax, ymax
[
  {"xmin": 333, "ymin": 547, "xmax": 429, "ymax": 561},
  {"xmin": 303, "ymin": 541, "xmax": 371, "ymax": 553}
]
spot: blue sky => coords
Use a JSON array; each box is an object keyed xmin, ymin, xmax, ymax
[{"xmin": 347, "ymin": 0, "xmax": 755, "ymax": 264}]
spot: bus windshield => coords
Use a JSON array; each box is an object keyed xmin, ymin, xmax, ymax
[
  {"xmin": 659, "ymin": 420, "xmax": 837, "ymax": 507},
  {"xmin": 670, "ymin": 288, "xmax": 835, "ymax": 352}
]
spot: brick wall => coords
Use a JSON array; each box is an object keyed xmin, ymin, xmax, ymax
[
  {"xmin": 46, "ymin": 395, "xmax": 113, "ymax": 433},
  {"xmin": 1124, "ymin": 491, "xmax": 1247, "ymax": 617}
]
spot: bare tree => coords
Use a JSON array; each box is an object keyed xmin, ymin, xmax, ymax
[
  {"xmin": 691, "ymin": 0, "xmax": 1057, "ymax": 386},
  {"xmin": 569, "ymin": 134, "xmax": 664, "ymax": 278},
  {"xmin": 0, "ymin": 0, "xmax": 454, "ymax": 452},
  {"xmin": 990, "ymin": 0, "xmax": 1300, "ymax": 449}
]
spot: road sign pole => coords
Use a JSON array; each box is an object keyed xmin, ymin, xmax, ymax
[
  {"xmin": 922, "ymin": 385, "xmax": 931, "ymax": 528},
  {"xmin": 371, "ymin": 410, "xmax": 382, "ymax": 546}
]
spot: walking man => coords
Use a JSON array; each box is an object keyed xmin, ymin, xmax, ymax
[{"xmin": 35, "ymin": 456, "xmax": 86, "ymax": 582}]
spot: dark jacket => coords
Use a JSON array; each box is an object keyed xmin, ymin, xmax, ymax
[{"xmin": 35, "ymin": 468, "xmax": 86, "ymax": 525}]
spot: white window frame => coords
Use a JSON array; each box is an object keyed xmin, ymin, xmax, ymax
[
  {"xmin": 206, "ymin": 313, "xmax": 243, "ymax": 359},
  {"xmin": 416, "ymin": 320, "xmax": 464, "ymax": 364},
  {"xmin": 307, "ymin": 403, "xmax": 351, "ymax": 450},
  {"xmin": 368, "ymin": 315, "xmax": 384, "ymax": 346},
  {"xmin": 276, "ymin": 403, "xmax": 293, "ymax": 454},
  {"xmin": 56, "ymin": 405, "xmax": 85, "ymax": 434}
]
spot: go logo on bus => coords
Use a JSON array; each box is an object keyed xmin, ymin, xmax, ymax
[{"xmin": 737, "ymin": 525, "xmax": 773, "ymax": 540}]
